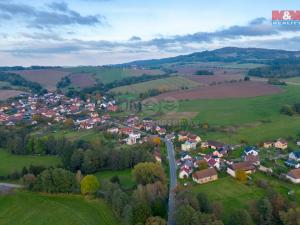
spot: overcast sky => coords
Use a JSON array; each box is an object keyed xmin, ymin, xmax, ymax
[{"xmin": 0, "ymin": 0, "xmax": 300, "ymax": 66}]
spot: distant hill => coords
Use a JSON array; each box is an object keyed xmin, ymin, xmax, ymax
[{"xmin": 123, "ymin": 47, "xmax": 300, "ymax": 67}]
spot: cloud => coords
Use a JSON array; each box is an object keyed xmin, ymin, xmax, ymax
[
  {"xmin": 129, "ymin": 36, "xmax": 142, "ymax": 41},
  {"xmin": 0, "ymin": 1, "xmax": 105, "ymax": 28},
  {"xmin": 1, "ymin": 16, "xmax": 300, "ymax": 65}
]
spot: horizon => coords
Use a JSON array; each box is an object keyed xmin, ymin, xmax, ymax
[{"xmin": 0, "ymin": 0, "xmax": 300, "ymax": 66}]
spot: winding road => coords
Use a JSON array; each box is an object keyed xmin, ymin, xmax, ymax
[{"xmin": 164, "ymin": 138, "xmax": 177, "ymax": 225}]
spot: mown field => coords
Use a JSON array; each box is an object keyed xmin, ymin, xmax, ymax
[
  {"xmin": 111, "ymin": 76, "xmax": 199, "ymax": 94},
  {"xmin": 0, "ymin": 150, "xmax": 61, "ymax": 176},
  {"xmin": 0, "ymin": 191, "xmax": 121, "ymax": 225},
  {"xmin": 67, "ymin": 67, "xmax": 164, "ymax": 84},
  {"xmin": 191, "ymin": 173, "xmax": 300, "ymax": 224},
  {"xmin": 192, "ymin": 176, "xmax": 263, "ymax": 223},
  {"xmin": 158, "ymin": 85, "xmax": 300, "ymax": 144}
]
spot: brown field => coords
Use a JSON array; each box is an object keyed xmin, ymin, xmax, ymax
[
  {"xmin": 0, "ymin": 90, "xmax": 26, "ymax": 100},
  {"xmin": 154, "ymin": 81, "xmax": 282, "ymax": 100},
  {"xmin": 69, "ymin": 73, "xmax": 96, "ymax": 88},
  {"xmin": 11, "ymin": 69, "xmax": 70, "ymax": 91}
]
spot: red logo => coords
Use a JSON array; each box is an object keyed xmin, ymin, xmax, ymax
[{"xmin": 272, "ymin": 10, "xmax": 300, "ymax": 20}]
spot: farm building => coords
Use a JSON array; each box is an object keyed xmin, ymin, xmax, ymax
[{"xmin": 192, "ymin": 168, "xmax": 218, "ymax": 184}]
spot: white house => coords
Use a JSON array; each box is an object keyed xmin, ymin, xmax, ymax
[
  {"xmin": 181, "ymin": 141, "xmax": 197, "ymax": 151},
  {"xmin": 179, "ymin": 168, "xmax": 191, "ymax": 179}
]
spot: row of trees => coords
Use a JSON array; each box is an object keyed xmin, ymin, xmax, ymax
[{"xmin": 0, "ymin": 72, "xmax": 45, "ymax": 94}]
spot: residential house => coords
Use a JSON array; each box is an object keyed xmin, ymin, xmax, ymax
[
  {"xmin": 227, "ymin": 161, "xmax": 255, "ymax": 177},
  {"xmin": 289, "ymin": 151, "xmax": 300, "ymax": 162},
  {"xmin": 188, "ymin": 134, "xmax": 201, "ymax": 143},
  {"xmin": 297, "ymin": 141, "xmax": 300, "ymax": 146},
  {"xmin": 181, "ymin": 140, "xmax": 197, "ymax": 151},
  {"xmin": 274, "ymin": 139, "xmax": 288, "ymax": 150},
  {"xmin": 192, "ymin": 168, "xmax": 218, "ymax": 184},
  {"xmin": 286, "ymin": 168, "xmax": 300, "ymax": 183},
  {"xmin": 245, "ymin": 155, "xmax": 260, "ymax": 166},
  {"xmin": 263, "ymin": 141, "xmax": 273, "ymax": 149},
  {"xmin": 244, "ymin": 147, "xmax": 258, "ymax": 156},
  {"xmin": 107, "ymin": 127, "xmax": 119, "ymax": 134},
  {"xmin": 179, "ymin": 168, "xmax": 191, "ymax": 179},
  {"xmin": 178, "ymin": 131, "xmax": 189, "ymax": 141},
  {"xmin": 285, "ymin": 160, "xmax": 300, "ymax": 169},
  {"xmin": 207, "ymin": 140, "xmax": 224, "ymax": 150}
]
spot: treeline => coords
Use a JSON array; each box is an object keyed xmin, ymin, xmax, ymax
[
  {"xmin": 57, "ymin": 76, "xmax": 71, "ymax": 89},
  {"xmin": 194, "ymin": 70, "xmax": 214, "ymax": 76},
  {"xmin": 0, "ymin": 72, "xmax": 45, "ymax": 94},
  {"xmin": 99, "ymin": 162, "xmax": 168, "ymax": 225},
  {"xmin": 0, "ymin": 66, "xmax": 62, "ymax": 72},
  {"xmin": 248, "ymin": 64, "xmax": 300, "ymax": 78},
  {"xmin": 65, "ymin": 74, "xmax": 171, "ymax": 98},
  {"xmin": 280, "ymin": 102, "xmax": 300, "ymax": 116},
  {"xmin": 0, "ymin": 127, "xmax": 155, "ymax": 174}
]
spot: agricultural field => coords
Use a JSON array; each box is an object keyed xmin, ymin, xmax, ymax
[
  {"xmin": 111, "ymin": 76, "xmax": 199, "ymax": 94},
  {"xmin": 157, "ymin": 85, "xmax": 300, "ymax": 144},
  {"xmin": 283, "ymin": 77, "xmax": 300, "ymax": 85},
  {"xmin": 0, "ymin": 191, "xmax": 121, "ymax": 225},
  {"xmin": 0, "ymin": 150, "xmax": 61, "ymax": 176},
  {"xmin": 0, "ymin": 90, "xmax": 26, "ymax": 101},
  {"xmin": 69, "ymin": 73, "xmax": 96, "ymax": 88},
  {"xmin": 155, "ymin": 81, "xmax": 282, "ymax": 101},
  {"xmin": 67, "ymin": 66, "xmax": 164, "ymax": 84},
  {"xmin": 10, "ymin": 69, "xmax": 70, "ymax": 91},
  {"xmin": 95, "ymin": 169, "xmax": 135, "ymax": 189}
]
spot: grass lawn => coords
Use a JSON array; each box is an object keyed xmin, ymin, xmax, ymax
[
  {"xmin": 252, "ymin": 172, "xmax": 300, "ymax": 203},
  {"xmin": 0, "ymin": 191, "xmax": 121, "ymax": 225},
  {"xmin": 0, "ymin": 150, "xmax": 61, "ymax": 176},
  {"xmin": 170, "ymin": 85, "xmax": 300, "ymax": 144},
  {"xmin": 191, "ymin": 176, "xmax": 264, "ymax": 223},
  {"xmin": 95, "ymin": 169, "xmax": 135, "ymax": 189},
  {"xmin": 111, "ymin": 76, "xmax": 199, "ymax": 94}
]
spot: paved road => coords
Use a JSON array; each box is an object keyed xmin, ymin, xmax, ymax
[{"xmin": 164, "ymin": 138, "xmax": 177, "ymax": 225}]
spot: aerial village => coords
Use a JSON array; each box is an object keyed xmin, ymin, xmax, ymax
[{"xmin": 1, "ymin": 92, "xmax": 300, "ymax": 187}]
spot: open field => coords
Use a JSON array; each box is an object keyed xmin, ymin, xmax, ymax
[
  {"xmin": 0, "ymin": 150, "xmax": 61, "ymax": 176},
  {"xmin": 69, "ymin": 73, "xmax": 96, "ymax": 88},
  {"xmin": 192, "ymin": 173, "xmax": 300, "ymax": 224},
  {"xmin": 191, "ymin": 176, "xmax": 264, "ymax": 223},
  {"xmin": 11, "ymin": 69, "xmax": 70, "ymax": 91},
  {"xmin": 67, "ymin": 67, "xmax": 164, "ymax": 84},
  {"xmin": 185, "ymin": 74, "xmax": 245, "ymax": 85},
  {"xmin": 163, "ymin": 85, "xmax": 300, "ymax": 144},
  {"xmin": 95, "ymin": 169, "xmax": 135, "ymax": 189},
  {"xmin": 0, "ymin": 191, "xmax": 121, "ymax": 225},
  {"xmin": 111, "ymin": 76, "xmax": 199, "ymax": 94},
  {"xmin": 155, "ymin": 81, "xmax": 282, "ymax": 101},
  {"xmin": 0, "ymin": 90, "xmax": 26, "ymax": 100}
]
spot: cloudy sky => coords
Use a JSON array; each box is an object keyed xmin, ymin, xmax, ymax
[{"xmin": 0, "ymin": 0, "xmax": 299, "ymax": 66}]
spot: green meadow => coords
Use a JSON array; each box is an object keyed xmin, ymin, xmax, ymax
[
  {"xmin": 0, "ymin": 191, "xmax": 121, "ymax": 225},
  {"xmin": 0, "ymin": 150, "xmax": 61, "ymax": 176}
]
